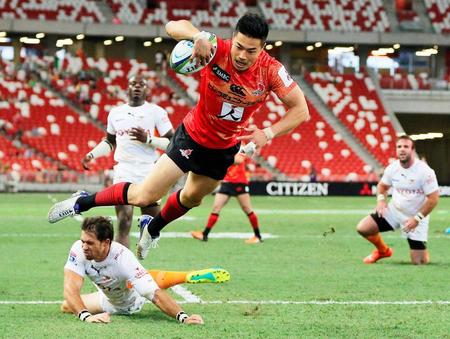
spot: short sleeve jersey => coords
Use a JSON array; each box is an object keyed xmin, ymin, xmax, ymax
[
  {"xmin": 64, "ymin": 241, "xmax": 156, "ymax": 309},
  {"xmin": 223, "ymin": 158, "xmax": 248, "ymax": 184},
  {"xmin": 107, "ymin": 102, "xmax": 173, "ymax": 164},
  {"xmin": 381, "ymin": 159, "xmax": 439, "ymax": 216},
  {"xmin": 183, "ymin": 37, "xmax": 298, "ymax": 149}
]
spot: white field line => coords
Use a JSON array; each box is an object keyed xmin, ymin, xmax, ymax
[
  {"xmin": 170, "ymin": 285, "xmax": 202, "ymax": 303},
  {"xmin": 2, "ymin": 232, "xmax": 450, "ymax": 239},
  {"xmin": 130, "ymin": 231, "xmax": 278, "ymax": 239},
  {"xmin": 1, "ymin": 300, "xmax": 450, "ymax": 305}
]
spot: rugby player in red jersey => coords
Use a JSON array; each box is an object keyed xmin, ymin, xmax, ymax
[
  {"xmin": 48, "ymin": 13, "xmax": 309, "ymax": 259},
  {"xmin": 191, "ymin": 153, "xmax": 262, "ymax": 244}
]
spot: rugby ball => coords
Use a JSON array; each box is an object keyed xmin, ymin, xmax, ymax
[{"xmin": 169, "ymin": 33, "xmax": 217, "ymax": 75}]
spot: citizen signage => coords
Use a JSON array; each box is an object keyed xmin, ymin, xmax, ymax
[{"xmin": 266, "ymin": 182, "xmax": 329, "ymax": 196}]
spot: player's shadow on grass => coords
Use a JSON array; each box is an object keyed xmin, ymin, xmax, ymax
[
  {"xmin": 117, "ymin": 309, "xmax": 175, "ymax": 324},
  {"xmin": 386, "ymin": 260, "xmax": 450, "ymax": 267}
]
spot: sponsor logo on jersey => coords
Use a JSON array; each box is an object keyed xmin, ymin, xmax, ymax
[
  {"xmin": 69, "ymin": 251, "xmax": 77, "ymax": 262},
  {"xmin": 278, "ymin": 66, "xmax": 293, "ymax": 87},
  {"xmin": 252, "ymin": 82, "xmax": 265, "ymax": 96},
  {"xmin": 90, "ymin": 265, "xmax": 103, "ymax": 275},
  {"xmin": 134, "ymin": 267, "xmax": 147, "ymax": 279},
  {"xmin": 212, "ymin": 64, "xmax": 230, "ymax": 82},
  {"xmin": 230, "ymin": 84, "xmax": 246, "ymax": 97},
  {"xmin": 397, "ymin": 188, "xmax": 424, "ymax": 195},
  {"xmin": 114, "ymin": 249, "xmax": 124, "ymax": 261},
  {"xmin": 208, "ymin": 83, "xmax": 261, "ymax": 106},
  {"xmin": 217, "ymin": 102, "xmax": 244, "ymax": 122},
  {"xmin": 180, "ymin": 148, "xmax": 193, "ymax": 159}
]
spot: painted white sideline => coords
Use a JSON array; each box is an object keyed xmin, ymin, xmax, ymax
[{"xmin": 1, "ymin": 299, "xmax": 449, "ymax": 305}]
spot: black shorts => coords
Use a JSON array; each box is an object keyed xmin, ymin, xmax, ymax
[
  {"xmin": 166, "ymin": 124, "xmax": 240, "ymax": 180},
  {"xmin": 218, "ymin": 182, "xmax": 249, "ymax": 196},
  {"xmin": 370, "ymin": 213, "xmax": 395, "ymax": 233}
]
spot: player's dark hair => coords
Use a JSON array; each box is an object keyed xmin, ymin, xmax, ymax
[
  {"xmin": 81, "ymin": 216, "xmax": 114, "ymax": 242},
  {"xmin": 396, "ymin": 134, "xmax": 415, "ymax": 149},
  {"xmin": 235, "ymin": 13, "xmax": 269, "ymax": 43}
]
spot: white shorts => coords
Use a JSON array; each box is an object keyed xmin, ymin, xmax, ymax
[
  {"xmin": 113, "ymin": 162, "xmax": 155, "ymax": 185},
  {"xmin": 383, "ymin": 203, "xmax": 429, "ymax": 242},
  {"xmin": 99, "ymin": 290, "xmax": 146, "ymax": 315}
]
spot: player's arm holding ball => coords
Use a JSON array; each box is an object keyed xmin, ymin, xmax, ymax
[{"xmin": 165, "ymin": 20, "xmax": 215, "ymax": 66}]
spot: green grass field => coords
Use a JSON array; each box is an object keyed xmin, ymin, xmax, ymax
[{"xmin": 1, "ymin": 193, "xmax": 449, "ymax": 338}]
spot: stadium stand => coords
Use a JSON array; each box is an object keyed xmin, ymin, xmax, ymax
[
  {"xmin": 304, "ymin": 70, "xmax": 397, "ymax": 166},
  {"xmin": 0, "ymin": 0, "xmax": 104, "ymax": 23},
  {"xmin": 108, "ymin": 0, "xmax": 247, "ymax": 27},
  {"xmin": 46, "ymin": 54, "xmax": 191, "ymax": 129},
  {"xmin": 0, "ymin": 134, "xmax": 57, "ymax": 173},
  {"xmin": 0, "ymin": 1, "xmax": 447, "ymax": 183},
  {"xmin": 0, "ymin": 60, "xmax": 113, "ymax": 172},
  {"xmin": 424, "ymin": 0, "xmax": 450, "ymax": 34},
  {"xmin": 253, "ymin": 94, "xmax": 370, "ymax": 181},
  {"xmin": 378, "ymin": 71, "xmax": 431, "ymax": 90},
  {"xmin": 258, "ymin": 0, "xmax": 390, "ymax": 32}
]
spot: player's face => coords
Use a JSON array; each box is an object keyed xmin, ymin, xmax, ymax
[
  {"xmin": 230, "ymin": 32, "xmax": 264, "ymax": 72},
  {"xmin": 128, "ymin": 76, "xmax": 148, "ymax": 104},
  {"xmin": 80, "ymin": 231, "xmax": 110, "ymax": 261},
  {"xmin": 396, "ymin": 138, "xmax": 414, "ymax": 164}
]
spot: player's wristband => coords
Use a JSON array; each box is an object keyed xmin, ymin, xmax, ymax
[
  {"xmin": 263, "ymin": 127, "xmax": 275, "ymax": 141},
  {"xmin": 146, "ymin": 133, "xmax": 151, "ymax": 145},
  {"xmin": 193, "ymin": 31, "xmax": 210, "ymax": 42},
  {"xmin": 377, "ymin": 194, "xmax": 385, "ymax": 202},
  {"xmin": 176, "ymin": 311, "xmax": 188, "ymax": 323},
  {"xmin": 78, "ymin": 309, "xmax": 92, "ymax": 322},
  {"xmin": 414, "ymin": 212, "xmax": 425, "ymax": 222}
]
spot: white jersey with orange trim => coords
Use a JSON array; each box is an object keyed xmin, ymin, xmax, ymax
[
  {"xmin": 381, "ymin": 159, "xmax": 439, "ymax": 216},
  {"xmin": 107, "ymin": 102, "xmax": 172, "ymax": 165},
  {"xmin": 64, "ymin": 240, "xmax": 159, "ymax": 310}
]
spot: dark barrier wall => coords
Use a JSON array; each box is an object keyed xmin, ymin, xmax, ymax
[{"xmin": 249, "ymin": 182, "xmax": 450, "ymax": 197}]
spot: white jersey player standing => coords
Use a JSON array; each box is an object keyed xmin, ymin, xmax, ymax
[
  {"xmin": 82, "ymin": 74, "xmax": 174, "ymax": 248},
  {"xmin": 356, "ymin": 135, "xmax": 439, "ymax": 265},
  {"xmin": 61, "ymin": 216, "xmax": 204, "ymax": 324}
]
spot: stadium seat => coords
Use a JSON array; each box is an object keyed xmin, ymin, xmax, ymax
[
  {"xmin": 0, "ymin": 0, "xmax": 105, "ymax": 23},
  {"xmin": 424, "ymin": 0, "xmax": 450, "ymax": 34},
  {"xmin": 305, "ymin": 70, "xmax": 397, "ymax": 166},
  {"xmin": 258, "ymin": 0, "xmax": 390, "ymax": 32}
]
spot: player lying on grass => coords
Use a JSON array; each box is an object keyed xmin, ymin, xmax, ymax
[{"xmin": 62, "ymin": 216, "xmax": 230, "ymax": 324}]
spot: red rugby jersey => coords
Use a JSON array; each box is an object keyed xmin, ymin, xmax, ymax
[
  {"xmin": 183, "ymin": 37, "xmax": 298, "ymax": 149},
  {"xmin": 223, "ymin": 160, "xmax": 248, "ymax": 184}
]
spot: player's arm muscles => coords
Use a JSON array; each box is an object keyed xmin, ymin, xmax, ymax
[
  {"xmin": 419, "ymin": 190, "xmax": 439, "ymax": 217},
  {"xmin": 271, "ymin": 87, "xmax": 309, "ymax": 137},
  {"xmin": 62, "ymin": 269, "xmax": 87, "ymax": 315},
  {"xmin": 165, "ymin": 20, "xmax": 200, "ymax": 41}
]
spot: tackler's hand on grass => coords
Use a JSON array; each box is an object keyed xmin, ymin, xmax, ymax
[
  {"xmin": 184, "ymin": 314, "xmax": 204, "ymax": 325},
  {"xmin": 86, "ymin": 312, "xmax": 111, "ymax": 324}
]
